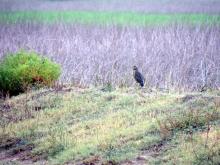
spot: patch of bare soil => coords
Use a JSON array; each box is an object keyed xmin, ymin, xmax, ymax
[
  {"xmin": 0, "ymin": 138, "xmax": 30, "ymax": 164},
  {"xmin": 68, "ymin": 156, "xmax": 119, "ymax": 165},
  {"xmin": 121, "ymin": 141, "xmax": 168, "ymax": 165},
  {"xmin": 0, "ymin": 136, "xmax": 47, "ymax": 165},
  {"xmin": 72, "ymin": 155, "xmax": 101, "ymax": 165}
]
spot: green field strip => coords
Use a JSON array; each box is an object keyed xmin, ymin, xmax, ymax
[{"xmin": 0, "ymin": 11, "xmax": 220, "ymax": 26}]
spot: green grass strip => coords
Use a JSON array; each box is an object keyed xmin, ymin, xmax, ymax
[{"xmin": 0, "ymin": 11, "xmax": 220, "ymax": 26}]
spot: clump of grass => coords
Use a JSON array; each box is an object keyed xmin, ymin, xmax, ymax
[
  {"xmin": 164, "ymin": 127, "xmax": 220, "ymax": 165},
  {"xmin": 157, "ymin": 96, "xmax": 220, "ymax": 139}
]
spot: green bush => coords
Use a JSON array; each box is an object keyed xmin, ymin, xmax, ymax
[{"xmin": 0, "ymin": 50, "xmax": 61, "ymax": 96}]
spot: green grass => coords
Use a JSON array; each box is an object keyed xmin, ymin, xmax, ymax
[
  {"xmin": 0, "ymin": 87, "xmax": 220, "ymax": 164},
  {"xmin": 0, "ymin": 11, "xmax": 220, "ymax": 26}
]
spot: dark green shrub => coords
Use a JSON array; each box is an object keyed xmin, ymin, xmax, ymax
[{"xmin": 0, "ymin": 50, "xmax": 61, "ymax": 96}]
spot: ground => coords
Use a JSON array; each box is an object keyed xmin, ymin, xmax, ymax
[{"xmin": 0, "ymin": 87, "xmax": 220, "ymax": 164}]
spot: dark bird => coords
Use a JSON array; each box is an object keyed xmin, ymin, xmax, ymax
[{"xmin": 133, "ymin": 66, "xmax": 145, "ymax": 87}]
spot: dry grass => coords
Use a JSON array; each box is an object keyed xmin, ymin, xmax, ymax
[{"xmin": 0, "ymin": 23, "xmax": 219, "ymax": 90}]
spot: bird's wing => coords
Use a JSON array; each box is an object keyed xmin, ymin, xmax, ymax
[{"xmin": 135, "ymin": 71, "xmax": 145, "ymax": 84}]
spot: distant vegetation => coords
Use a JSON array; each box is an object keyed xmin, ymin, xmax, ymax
[
  {"xmin": 0, "ymin": 1, "xmax": 220, "ymax": 91},
  {"xmin": 1, "ymin": 0, "xmax": 220, "ymax": 14},
  {"xmin": 0, "ymin": 11, "xmax": 220, "ymax": 25},
  {"xmin": 0, "ymin": 23, "xmax": 219, "ymax": 90}
]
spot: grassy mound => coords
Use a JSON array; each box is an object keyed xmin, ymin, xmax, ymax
[{"xmin": 0, "ymin": 88, "xmax": 220, "ymax": 164}]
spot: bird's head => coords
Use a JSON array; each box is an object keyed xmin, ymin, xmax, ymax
[{"xmin": 133, "ymin": 66, "xmax": 138, "ymax": 71}]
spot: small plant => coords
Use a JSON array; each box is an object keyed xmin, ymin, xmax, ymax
[
  {"xmin": 0, "ymin": 50, "xmax": 61, "ymax": 96},
  {"xmin": 101, "ymin": 82, "xmax": 114, "ymax": 92}
]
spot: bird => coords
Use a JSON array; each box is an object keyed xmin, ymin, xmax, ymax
[{"xmin": 133, "ymin": 66, "xmax": 145, "ymax": 87}]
